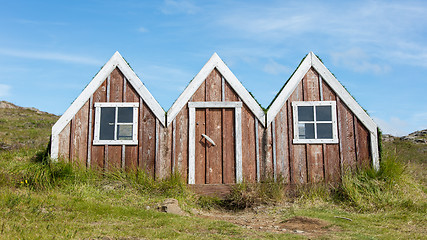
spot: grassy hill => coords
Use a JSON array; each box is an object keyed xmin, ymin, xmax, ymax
[
  {"xmin": 0, "ymin": 101, "xmax": 58, "ymax": 151},
  {"xmin": 0, "ymin": 101, "xmax": 425, "ymax": 239}
]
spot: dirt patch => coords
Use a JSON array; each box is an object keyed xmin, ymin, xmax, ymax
[
  {"xmin": 281, "ymin": 216, "xmax": 331, "ymax": 232},
  {"xmin": 194, "ymin": 206, "xmax": 339, "ymax": 237}
]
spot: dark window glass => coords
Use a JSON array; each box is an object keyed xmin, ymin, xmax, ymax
[
  {"xmin": 298, "ymin": 106, "xmax": 314, "ymax": 121},
  {"xmin": 100, "ymin": 107, "xmax": 115, "ymax": 140},
  {"xmin": 317, "ymin": 123, "xmax": 333, "ymax": 139},
  {"xmin": 316, "ymin": 106, "xmax": 332, "ymax": 121},
  {"xmin": 299, "ymin": 123, "xmax": 315, "ymax": 139},
  {"xmin": 117, "ymin": 125, "xmax": 133, "ymax": 140},
  {"xmin": 118, "ymin": 107, "xmax": 133, "ymax": 123}
]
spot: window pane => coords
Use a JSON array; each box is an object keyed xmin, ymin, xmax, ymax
[
  {"xmin": 298, "ymin": 123, "xmax": 315, "ymax": 139},
  {"xmin": 317, "ymin": 123, "xmax": 333, "ymax": 139},
  {"xmin": 117, "ymin": 125, "xmax": 133, "ymax": 140},
  {"xmin": 100, "ymin": 107, "xmax": 115, "ymax": 140},
  {"xmin": 298, "ymin": 106, "xmax": 314, "ymax": 121},
  {"xmin": 118, "ymin": 107, "xmax": 133, "ymax": 123},
  {"xmin": 316, "ymin": 106, "xmax": 332, "ymax": 121}
]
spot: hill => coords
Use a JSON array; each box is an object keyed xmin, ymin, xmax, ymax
[{"xmin": 0, "ymin": 101, "xmax": 58, "ymax": 151}]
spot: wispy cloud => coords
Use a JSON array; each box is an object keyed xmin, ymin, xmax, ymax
[
  {"xmin": 0, "ymin": 84, "xmax": 11, "ymax": 98},
  {"xmin": 0, "ymin": 49, "xmax": 103, "ymax": 66},
  {"xmin": 331, "ymin": 48, "xmax": 390, "ymax": 74},
  {"xmin": 161, "ymin": 0, "xmax": 200, "ymax": 15}
]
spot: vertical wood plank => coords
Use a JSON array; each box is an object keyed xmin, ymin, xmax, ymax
[
  {"xmin": 141, "ymin": 104, "xmax": 156, "ymax": 177},
  {"xmin": 138, "ymin": 97, "xmax": 144, "ymax": 171},
  {"xmin": 174, "ymin": 106, "xmax": 189, "ymax": 181},
  {"xmin": 155, "ymin": 119, "xmax": 160, "ymax": 179},
  {"xmin": 338, "ymin": 98, "xmax": 357, "ymax": 172},
  {"xmin": 322, "ymin": 80, "xmax": 341, "ymax": 182},
  {"xmin": 207, "ymin": 108, "xmax": 223, "ymax": 184},
  {"xmin": 71, "ymin": 100, "xmax": 89, "ymax": 167},
  {"xmin": 356, "ymin": 119, "xmax": 371, "ymax": 169},
  {"xmin": 158, "ymin": 124, "xmax": 172, "ymax": 179},
  {"xmin": 271, "ymin": 121, "xmax": 277, "ymax": 181},
  {"xmin": 125, "ymin": 80, "xmax": 138, "ymax": 171},
  {"xmin": 195, "ymin": 108, "xmax": 206, "ymax": 184},
  {"xmin": 241, "ymin": 104, "xmax": 256, "ymax": 182},
  {"xmin": 58, "ymin": 122, "xmax": 71, "ymax": 160},
  {"xmin": 206, "ymin": 69, "xmax": 222, "ymax": 102},
  {"xmin": 307, "ymin": 144, "xmax": 324, "ymax": 182},
  {"xmin": 275, "ymin": 104, "xmax": 290, "ymax": 183},
  {"xmin": 87, "ymin": 96, "xmax": 93, "ymax": 168},
  {"xmin": 171, "ymin": 120, "xmax": 176, "ymax": 173},
  {"xmin": 91, "ymin": 79, "xmax": 107, "ymax": 169},
  {"xmin": 289, "ymin": 81, "xmax": 307, "ymax": 184},
  {"xmin": 255, "ymin": 118, "xmax": 260, "ymax": 182}
]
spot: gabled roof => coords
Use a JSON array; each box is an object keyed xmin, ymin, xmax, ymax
[
  {"xmin": 51, "ymin": 52, "xmax": 165, "ymax": 159},
  {"xmin": 267, "ymin": 52, "xmax": 379, "ymax": 170},
  {"xmin": 167, "ymin": 53, "xmax": 266, "ymax": 126}
]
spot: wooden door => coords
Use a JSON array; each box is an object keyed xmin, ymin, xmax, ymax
[{"xmin": 194, "ymin": 108, "xmax": 236, "ymax": 184}]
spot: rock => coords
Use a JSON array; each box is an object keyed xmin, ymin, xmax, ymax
[
  {"xmin": 294, "ymin": 230, "xmax": 304, "ymax": 234},
  {"xmin": 145, "ymin": 206, "xmax": 150, "ymax": 210},
  {"xmin": 400, "ymin": 129, "xmax": 427, "ymax": 144},
  {"xmin": 159, "ymin": 198, "xmax": 187, "ymax": 216}
]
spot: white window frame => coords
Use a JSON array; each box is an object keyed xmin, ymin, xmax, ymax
[
  {"xmin": 292, "ymin": 101, "xmax": 338, "ymax": 144},
  {"xmin": 93, "ymin": 102, "xmax": 139, "ymax": 145}
]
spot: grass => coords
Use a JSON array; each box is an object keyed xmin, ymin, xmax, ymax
[{"xmin": 0, "ymin": 105, "xmax": 426, "ymax": 239}]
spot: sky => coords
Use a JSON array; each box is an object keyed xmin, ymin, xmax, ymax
[{"xmin": 0, "ymin": 0, "xmax": 426, "ymax": 136}]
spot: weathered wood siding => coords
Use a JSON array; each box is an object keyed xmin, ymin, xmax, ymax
[
  {"xmin": 271, "ymin": 67, "xmax": 372, "ymax": 184},
  {"xmin": 57, "ymin": 67, "xmax": 165, "ymax": 177},
  {"xmin": 56, "ymin": 65, "xmax": 372, "ymax": 185},
  {"xmin": 170, "ymin": 68, "xmax": 261, "ymax": 183}
]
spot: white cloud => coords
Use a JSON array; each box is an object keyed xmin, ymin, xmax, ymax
[
  {"xmin": 214, "ymin": 1, "xmax": 427, "ymax": 69},
  {"xmin": 331, "ymin": 48, "xmax": 390, "ymax": 74},
  {"xmin": 161, "ymin": 0, "xmax": 200, "ymax": 15},
  {"xmin": 373, "ymin": 116, "xmax": 408, "ymax": 136},
  {"xmin": 263, "ymin": 59, "xmax": 290, "ymax": 75},
  {"xmin": 0, "ymin": 48, "xmax": 102, "ymax": 66},
  {"xmin": 0, "ymin": 84, "xmax": 11, "ymax": 98}
]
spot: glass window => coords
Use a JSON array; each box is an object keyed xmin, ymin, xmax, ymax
[
  {"xmin": 93, "ymin": 102, "xmax": 139, "ymax": 145},
  {"xmin": 293, "ymin": 101, "xmax": 338, "ymax": 144}
]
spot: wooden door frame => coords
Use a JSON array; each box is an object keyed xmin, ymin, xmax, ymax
[{"xmin": 188, "ymin": 101, "xmax": 242, "ymax": 184}]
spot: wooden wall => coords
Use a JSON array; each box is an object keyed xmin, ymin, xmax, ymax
[
  {"xmin": 57, "ymin": 68, "xmax": 168, "ymax": 178},
  {"xmin": 267, "ymin": 67, "xmax": 372, "ymax": 184},
  {"xmin": 170, "ymin": 68, "xmax": 262, "ymax": 183}
]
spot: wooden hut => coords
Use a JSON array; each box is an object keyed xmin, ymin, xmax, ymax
[
  {"xmin": 166, "ymin": 53, "xmax": 266, "ymax": 184},
  {"xmin": 51, "ymin": 51, "xmax": 380, "ymax": 186},
  {"xmin": 51, "ymin": 52, "xmax": 166, "ymax": 177},
  {"xmin": 265, "ymin": 52, "xmax": 379, "ymax": 184}
]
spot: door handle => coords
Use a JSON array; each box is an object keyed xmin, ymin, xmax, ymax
[{"xmin": 201, "ymin": 134, "xmax": 216, "ymax": 146}]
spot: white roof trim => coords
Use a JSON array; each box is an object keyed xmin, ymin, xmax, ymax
[
  {"xmin": 51, "ymin": 51, "xmax": 165, "ymax": 159},
  {"xmin": 167, "ymin": 53, "xmax": 266, "ymax": 126},
  {"xmin": 266, "ymin": 52, "xmax": 379, "ymax": 169}
]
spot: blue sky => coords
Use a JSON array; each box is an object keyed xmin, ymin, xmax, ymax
[{"xmin": 0, "ymin": 0, "xmax": 426, "ymax": 136}]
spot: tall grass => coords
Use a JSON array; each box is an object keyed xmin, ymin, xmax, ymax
[{"xmin": 338, "ymin": 150, "xmax": 426, "ymax": 212}]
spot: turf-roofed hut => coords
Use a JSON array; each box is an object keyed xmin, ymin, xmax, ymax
[
  {"xmin": 167, "ymin": 53, "xmax": 266, "ymax": 185},
  {"xmin": 50, "ymin": 52, "xmax": 169, "ymax": 178},
  {"xmin": 265, "ymin": 52, "xmax": 379, "ymax": 184}
]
